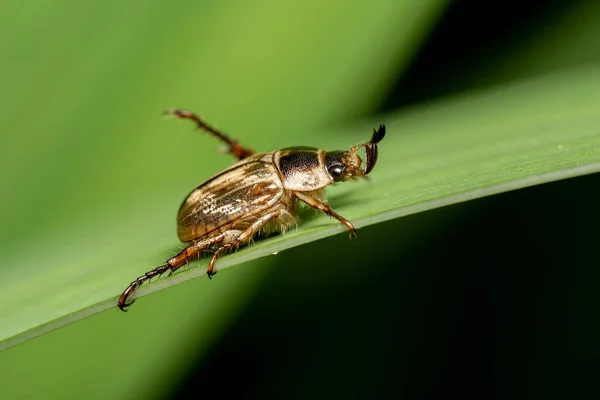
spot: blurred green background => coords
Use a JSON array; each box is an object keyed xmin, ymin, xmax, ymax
[{"xmin": 1, "ymin": 0, "xmax": 600, "ymax": 398}]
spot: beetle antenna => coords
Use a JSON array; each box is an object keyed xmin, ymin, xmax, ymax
[
  {"xmin": 350, "ymin": 125, "xmax": 386, "ymax": 153},
  {"xmin": 371, "ymin": 124, "xmax": 386, "ymax": 144},
  {"xmin": 350, "ymin": 124, "xmax": 385, "ymax": 174}
]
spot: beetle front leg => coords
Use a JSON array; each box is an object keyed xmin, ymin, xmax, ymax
[
  {"xmin": 164, "ymin": 109, "xmax": 254, "ymax": 160},
  {"xmin": 294, "ymin": 192, "xmax": 356, "ymax": 238},
  {"xmin": 117, "ymin": 234, "xmax": 226, "ymax": 311}
]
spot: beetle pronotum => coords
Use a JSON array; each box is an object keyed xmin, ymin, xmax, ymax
[{"xmin": 118, "ymin": 110, "xmax": 385, "ymax": 310}]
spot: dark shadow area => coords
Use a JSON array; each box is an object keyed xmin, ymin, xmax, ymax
[
  {"xmin": 167, "ymin": 172, "xmax": 600, "ymax": 399},
  {"xmin": 162, "ymin": 2, "xmax": 600, "ymax": 398},
  {"xmin": 381, "ymin": 0, "xmax": 573, "ymax": 110}
]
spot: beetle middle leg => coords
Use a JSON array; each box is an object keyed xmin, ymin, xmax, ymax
[
  {"xmin": 294, "ymin": 191, "xmax": 356, "ymax": 237},
  {"xmin": 164, "ymin": 109, "xmax": 254, "ymax": 160},
  {"xmin": 117, "ymin": 233, "xmax": 227, "ymax": 311},
  {"xmin": 206, "ymin": 210, "xmax": 283, "ymax": 277}
]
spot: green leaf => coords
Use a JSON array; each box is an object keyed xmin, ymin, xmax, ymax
[
  {"xmin": 1, "ymin": 1, "xmax": 600, "ymax": 399},
  {"xmin": 0, "ymin": 1, "xmax": 447, "ymax": 397},
  {"xmin": 2, "ymin": 62, "xmax": 600, "ymax": 353}
]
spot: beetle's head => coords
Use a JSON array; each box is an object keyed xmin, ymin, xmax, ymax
[{"xmin": 325, "ymin": 124, "xmax": 386, "ymax": 182}]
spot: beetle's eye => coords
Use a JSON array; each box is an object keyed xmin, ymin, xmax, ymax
[{"xmin": 328, "ymin": 164, "xmax": 345, "ymax": 180}]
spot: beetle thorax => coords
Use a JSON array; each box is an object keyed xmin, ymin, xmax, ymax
[{"xmin": 274, "ymin": 147, "xmax": 333, "ymax": 191}]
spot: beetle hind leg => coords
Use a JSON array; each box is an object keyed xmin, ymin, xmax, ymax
[
  {"xmin": 164, "ymin": 109, "xmax": 254, "ymax": 160},
  {"xmin": 117, "ymin": 264, "xmax": 171, "ymax": 311},
  {"xmin": 118, "ymin": 211, "xmax": 284, "ymax": 310},
  {"xmin": 117, "ymin": 234, "xmax": 226, "ymax": 311}
]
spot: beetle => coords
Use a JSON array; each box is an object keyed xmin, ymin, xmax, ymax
[{"xmin": 118, "ymin": 109, "xmax": 385, "ymax": 310}]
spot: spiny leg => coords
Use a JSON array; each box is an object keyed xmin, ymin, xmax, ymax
[
  {"xmin": 164, "ymin": 109, "xmax": 254, "ymax": 160},
  {"xmin": 294, "ymin": 191, "xmax": 356, "ymax": 238},
  {"xmin": 206, "ymin": 211, "xmax": 282, "ymax": 277},
  {"xmin": 117, "ymin": 234, "xmax": 226, "ymax": 311},
  {"xmin": 117, "ymin": 265, "xmax": 170, "ymax": 312}
]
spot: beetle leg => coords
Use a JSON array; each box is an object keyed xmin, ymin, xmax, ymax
[
  {"xmin": 295, "ymin": 192, "xmax": 356, "ymax": 238},
  {"xmin": 207, "ymin": 211, "xmax": 282, "ymax": 277},
  {"xmin": 164, "ymin": 109, "xmax": 254, "ymax": 160},
  {"xmin": 117, "ymin": 264, "xmax": 171, "ymax": 311},
  {"xmin": 117, "ymin": 233, "xmax": 226, "ymax": 311}
]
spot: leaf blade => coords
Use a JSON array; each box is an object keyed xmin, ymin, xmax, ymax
[{"xmin": 2, "ymin": 62, "xmax": 600, "ymax": 351}]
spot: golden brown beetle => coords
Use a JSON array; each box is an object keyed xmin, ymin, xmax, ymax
[{"xmin": 118, "ymin": 110, "xmax": 385, "ymax": 310}]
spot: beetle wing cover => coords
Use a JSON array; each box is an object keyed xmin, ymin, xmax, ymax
[{"xmin": 177, "ymin": 153, "xmax": 285, "ymax": 242}]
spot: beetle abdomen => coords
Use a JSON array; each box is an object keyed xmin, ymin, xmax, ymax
[
  {"xmin": 275, "ymin": 148, "xmax": 333, "ymax": 191},
  {"xmin": 177, "ymin": 154, "xmax": 285, "ymax": 242}
]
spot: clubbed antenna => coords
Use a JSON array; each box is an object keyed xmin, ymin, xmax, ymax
[{"xmin": 350, "ymin": 124, "xmax": 386, "ymax": 174}]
